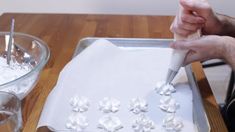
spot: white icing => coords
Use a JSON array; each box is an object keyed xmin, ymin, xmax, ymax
[
  {"xmin": 98, "ymin": 115, "xmax": 123, "ymax": 132},
  {"xmin": 159, "ymin": 96, "xmax": 180, "ymax": 113},
  {"xmin": 155, "ymin": 81, "xmax": 176, "ymax": 95},
  {"xmin": 70, "ymin": 96, "xmax": 90, "ymax": 112},
  {"xmin": 99, "ymin": 97, "xmax": 120, "ymax": 113},
  {"xmin": 66, "ymin": 113, "xmax": 89, "ymax": 132},
  {"xmin": 132, "ymin": 114, "xmax": 155, "ymax": 132},
  {"xmin": 129, "ymin": 98, "xmax": 148, "ymax": 114}
]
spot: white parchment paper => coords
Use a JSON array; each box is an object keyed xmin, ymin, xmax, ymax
[{"xmin": 37, "ymin": 39, "xmax": 194, "ymax": 132}]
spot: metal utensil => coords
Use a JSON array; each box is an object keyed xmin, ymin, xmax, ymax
[{"xmin": 6, "ymin": 18, "xmax": 15, "ymax": 65}]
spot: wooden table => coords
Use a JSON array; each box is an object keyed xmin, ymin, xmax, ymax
[{"xmin": 0, "ymin": 13, "xmax": 228, "ymax": 132}]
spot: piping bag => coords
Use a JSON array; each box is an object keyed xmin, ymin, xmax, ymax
[{"xmin": 165, "ymin": 4, "xmax": 201, "ymax": 84}]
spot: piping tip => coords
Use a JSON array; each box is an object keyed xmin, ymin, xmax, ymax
[{"xmin": 165, "ymin": 69, "xmax": 178, "ymax": 84}]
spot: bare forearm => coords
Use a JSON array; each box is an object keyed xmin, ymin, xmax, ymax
[
  {"xmin": 216, "ymin": 14, "xmax": 235, "ymax": 37},
  {"xmin": 222, "ymin": 36, "xmax": 235, "ymax": 70}
]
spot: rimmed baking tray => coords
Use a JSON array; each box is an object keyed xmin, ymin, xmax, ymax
[{"xmin": 73, "ymin": 37, "xmax": 210, "ymax": 132}]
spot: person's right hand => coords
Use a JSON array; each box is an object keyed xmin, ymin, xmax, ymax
[{"xmin": 170, "ymin": 0, "xmax": 223, "ymax": 36}]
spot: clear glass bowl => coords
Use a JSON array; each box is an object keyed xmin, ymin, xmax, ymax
[{"xmin": 0, "ymin": 32, "xmax": 50, "ymax": 100}]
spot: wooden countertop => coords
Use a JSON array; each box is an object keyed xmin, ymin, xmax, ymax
[{"xmin": 0, "ymin": 13, "xmax": 227, "ymax": 132}]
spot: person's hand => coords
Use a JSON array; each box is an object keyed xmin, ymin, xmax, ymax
[
  {"xmin": 170, "ymin": 35, "xmax": 226, "ymax": 65},
  {"xmin": 170, "ymin": 0, "xmax": 223, "ymax": 36}
]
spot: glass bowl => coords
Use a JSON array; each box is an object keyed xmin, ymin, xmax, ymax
[{"xmin": 0, "ymin": 32, "xmax": 50, "ymax": 100}]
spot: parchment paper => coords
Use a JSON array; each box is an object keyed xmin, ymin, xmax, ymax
[{"xmin": 37, "ymin": 39, "xmax": 194, "ymax": 132}]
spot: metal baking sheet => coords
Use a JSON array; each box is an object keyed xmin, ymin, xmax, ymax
[{"xmin": 73, "ymin": 37, "xmax": 210, "ymax": 132}]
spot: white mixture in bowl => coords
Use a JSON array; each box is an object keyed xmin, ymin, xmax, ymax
[
  {"xmin": 0, "ymin": 56, "xmax": 37, "ymax": 99},
  {"xmin": 0, "ymin": 57, "xmax": 31, "ymax": 85}
]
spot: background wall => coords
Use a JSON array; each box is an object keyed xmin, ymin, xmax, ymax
[{"xmin": 0, "ymin": 0, "xmax": 234, "ymax": 16}]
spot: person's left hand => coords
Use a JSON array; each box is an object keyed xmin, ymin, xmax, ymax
[{"xmin": 170, "ymin": 35, "xmax": 226, "ymax": 65}]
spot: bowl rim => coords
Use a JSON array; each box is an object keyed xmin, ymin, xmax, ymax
[{"xmin": 0, "ymin": 32, "xmax": 50, "ymax": 87}]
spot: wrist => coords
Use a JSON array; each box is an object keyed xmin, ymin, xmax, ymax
[
  {"xmin": 215, "ymin": 14, "xmax": 227, "ymax": 35},
  {"xmin": 221, "ymin": 36, "xmax": 235, "ymax": 65},
  {"xmin": 202, "ymin": 13, "xmax": 224, "ymax": 35},
  {"xmin": 214, "ymin": 14, "xmax": 235, "ymax": 37}
]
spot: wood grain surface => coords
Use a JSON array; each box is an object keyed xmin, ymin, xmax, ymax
[{"xmin": 0, "ymin": 13, "xmax": 227, "ymax": 132}]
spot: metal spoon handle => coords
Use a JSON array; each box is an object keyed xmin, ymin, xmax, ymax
[{"xmin": 7, "ymin": 18, "xmax": 15, "ymax": 65}]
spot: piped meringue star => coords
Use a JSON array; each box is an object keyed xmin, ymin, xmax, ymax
[
  {"xmin": 162, "ymin": 114, "xmax": 184, "ymax": 132},
  {"xmin": 159, "ymin": 96, "xmax": 180, "ymax": 113},
  {"xmin": 99, "ymin": 97, "xmax": 121, "ymax": 113},
  {"xmin": 66, "ymin": 113, "xmax": 89, "ymax": 132},
  {"xmin": 98, "ymin": 115, "xmax": 123, "ymax": 132},
  {"xmin": 129, "ymin": 98, "xmax": 148, "ymax": 114},
  {"xmin": 155, "ymin": 81, "xmax": 176, "ymax": 96},
  {"xmin": 132, "ymin": 114, "xmax": 155, "ymax": 132},
  {"xmin": 69, "ymin": 96, "xmax": 90, "ymax": 112}
]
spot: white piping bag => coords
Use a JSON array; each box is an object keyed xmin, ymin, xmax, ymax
[{"xmin": 165, "ymin": 4, "xmax": 201, "ymax": 84}]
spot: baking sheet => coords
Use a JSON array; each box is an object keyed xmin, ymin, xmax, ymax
[{"xmin": 73, "ymin": 37, "xmax": 211, "ymax": 132}]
